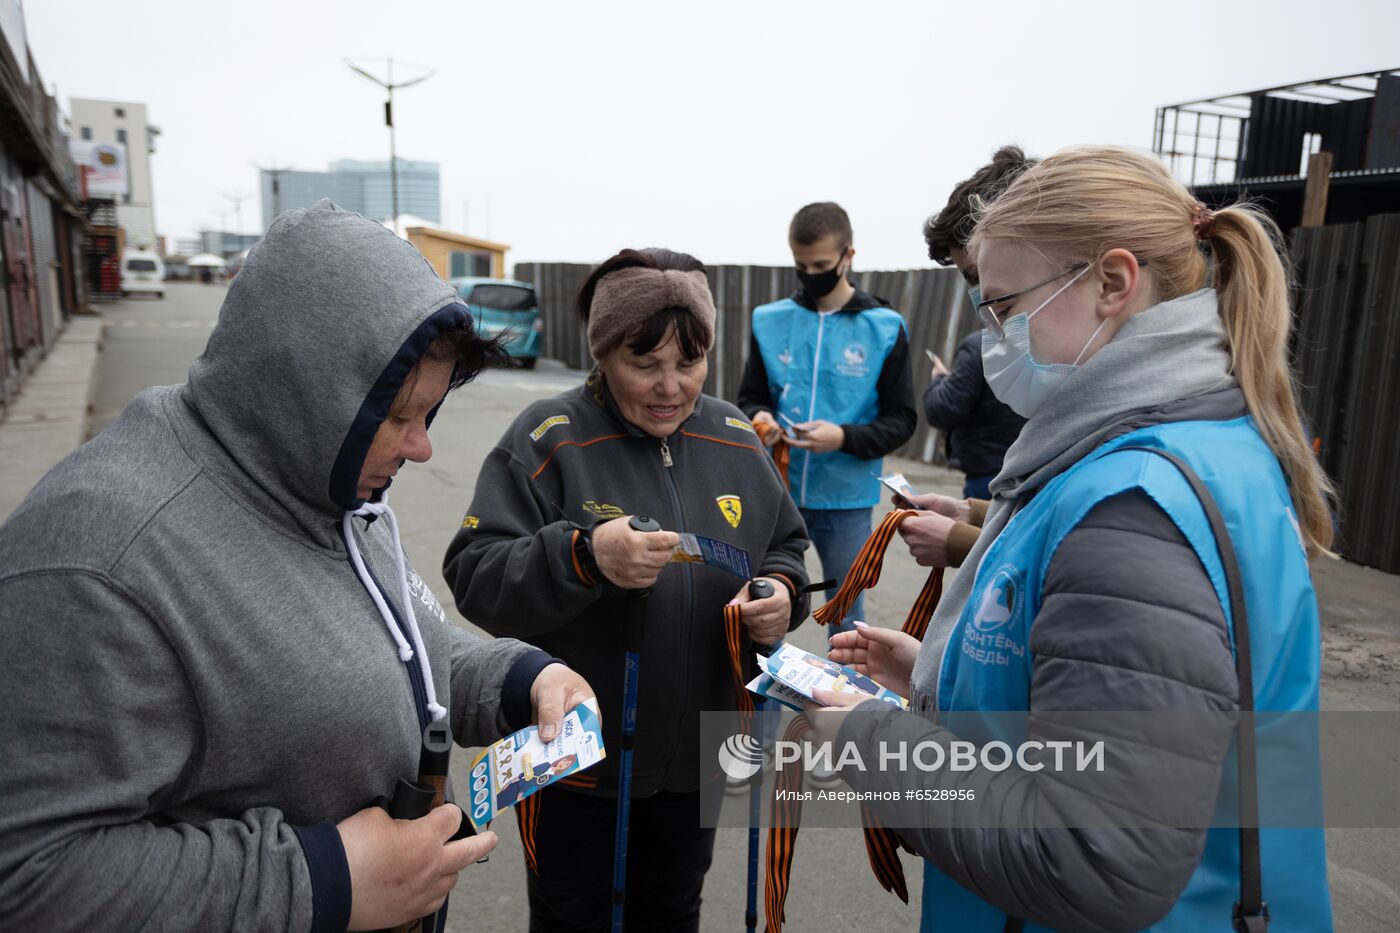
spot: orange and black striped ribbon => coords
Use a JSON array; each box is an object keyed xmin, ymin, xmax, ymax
[
  {"xmin": 753, "ymin": 420, "xmax": 791, "ymax": 485},
  {"xmin": 516, "ymin": 791, "xmax": 542, "ymax": 877},
  {"xmin": 812, "ymin": 509, "xmax": 944, "ymax": 641},
  {"xmin": 763, "ymin": 510, "xmax": 948, "ymax": 930},
  {"xmin": 764, "ymin": 714, "xmax": 813, "ymax": 931},
  {"xmin": 724, "ymin": 602, "xmax": 757, "ymax": 738}
]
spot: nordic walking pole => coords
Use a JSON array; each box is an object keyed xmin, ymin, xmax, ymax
[
  {"xmin": 612, "ymin": 514, "xmax": 661, "ymax": 933},
  {"xmin": 745, "ymin": 577, "xmax": 775, "ymax": 933}
]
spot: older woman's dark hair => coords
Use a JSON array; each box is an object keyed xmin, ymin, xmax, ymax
[
  {"xmin": 388, "ymin": 322, "xmax": 510, "ymax": 419},
  {"xmin": 924, "ymin": 145, "xmax": 1038, "ymax": 265},
  {"xmin": 576, "ymin": 248, "xmax": 709, "ymax": 361}
]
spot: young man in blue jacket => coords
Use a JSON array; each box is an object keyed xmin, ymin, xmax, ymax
[{"xmin": 739, "ymin": 202, "xmax": 916, "ymax": 633}]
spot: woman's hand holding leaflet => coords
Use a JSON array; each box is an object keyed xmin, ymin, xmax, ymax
[
  {"xmin": 892, "ymin": 490, "xmax": 973, "ymax": 523},
  {"xmin": 591, "ymin": 517, "xmax": 680, "ymax": 589},
  {"xmin": 806, "ymin": 622, "xmax": 919, "ymax": 743},
  {"xmin": 826, "ymin": 621, "xmax": 918, "ymax": 700}
]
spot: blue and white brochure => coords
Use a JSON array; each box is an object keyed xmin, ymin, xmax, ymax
[
  {"xmin": 876, "ymin": 471, "xmax": 922, "ymax": 504},
  {"xmin": 745, "ymin": 643, "xmax": 908, "ymax": 711},
  {"xmin": 465, "ymin": 698, "xmax": 606, "ymax": 831},
  {"xmin": 669, "ymin": 533, "xmax": 752, "ymax": 579}
]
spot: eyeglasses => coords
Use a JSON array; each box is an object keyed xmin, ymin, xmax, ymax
[{"xmin": 975, "ymin": 262, "xmax": 1089, "ymax": 340}]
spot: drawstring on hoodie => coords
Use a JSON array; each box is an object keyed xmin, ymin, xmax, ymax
[{"xmin": 342, "ymin": 495, "xmax": 448, "ymax": 722}]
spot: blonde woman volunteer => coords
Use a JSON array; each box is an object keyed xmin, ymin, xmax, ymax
[{"xmin": 816, "ymin": 146, "xmax": 1333, "ymax": 932}]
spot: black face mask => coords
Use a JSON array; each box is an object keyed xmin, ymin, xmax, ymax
[{"xmin": 796, "ymin": 250, "xmax": 848, "ymax": 301}]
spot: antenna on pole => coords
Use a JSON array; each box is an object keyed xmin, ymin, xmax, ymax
[
  {"xmin": 345, "ymin": 57, "xmax": 434, "ymax": 235},
  {"xmin": 221, "ymin": 190, "xmax": 251, "ymax": 237}
]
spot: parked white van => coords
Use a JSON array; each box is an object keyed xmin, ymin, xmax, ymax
[{"xmin": 121, "ymin": 249, "xmax": 166, "ymax": 298}]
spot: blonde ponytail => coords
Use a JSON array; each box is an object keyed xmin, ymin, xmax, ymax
[
  {"xmin": 972, "ymin": 145, "xmax": 1334, "ymax": 555},
  {"xmin": 1206, "ymin": 205, "xmax": 1334, "ymax": 553}
]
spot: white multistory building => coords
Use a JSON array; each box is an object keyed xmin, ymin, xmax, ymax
[{"xmin": 68, "ymin": 98, "xmax": 160, "ymax": 249}]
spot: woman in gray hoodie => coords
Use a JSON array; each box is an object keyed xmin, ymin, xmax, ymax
[{"xmin": 0, "ymin": 200, "xmax": 593, "ymax": 932}]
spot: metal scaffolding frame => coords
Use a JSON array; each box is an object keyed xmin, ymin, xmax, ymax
[{"xmin": 1153, "ymin": 68, "xmax": 1400, "ymax": 187}]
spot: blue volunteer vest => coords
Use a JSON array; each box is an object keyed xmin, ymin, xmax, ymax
[
  {"xmin": 751, "ymin": 297, "xmax": 907, "ymax": 509},
  {"xmin": 925, "ymin": 417, "xmax": 1332, "ymax": 932}
]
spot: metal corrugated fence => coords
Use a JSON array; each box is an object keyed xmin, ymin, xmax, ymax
[
  {"xmin": 520, "ymin": 233, "xmax": 1400, "ymax": 574},
  {"xmin": 1291, "ymin": 213, "xmax": 1400, "ymax": 572},
  {"xmin": 513, "ymin": 262, "xmax": 975, "ymax": 464}
]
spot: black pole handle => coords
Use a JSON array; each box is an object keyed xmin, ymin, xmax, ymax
[
  {"xmin": 622, "ymin": 515, "xmax": 660, "ymax": 651},
  {"xmin": 628, "ymin": 515, "xmax": 662, "ymax": 535},
  {"xmin": 748, "ymin": 578, "xmax": 774, "ymax": 600}
]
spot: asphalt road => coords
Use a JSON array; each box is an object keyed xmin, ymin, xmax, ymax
[{"xmin": 85, "ymin": 281, "xmax": 1399, "ymax": 931}]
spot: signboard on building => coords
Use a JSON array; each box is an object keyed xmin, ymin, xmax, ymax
[{"xmin": 68, "ymin": 140, "xmax": 129, "ymax": 196}]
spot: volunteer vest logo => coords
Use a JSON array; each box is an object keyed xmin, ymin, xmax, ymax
[
  {"xmin": 724, "ymin": 416, "xmax": 757, "ymax": 435},
  {"xmin": 964, "ymin": 565, "xmax": 1026, "ymax": 668},
  {"xmin": 406, "ymin": 568, "xmax": 448, "ymax": 625},
  {"xmin": 529, "ymin": 414, "xmax": 570, "ymax": 442},
  {"xmin": 838, "ymin": 343, "xmax": 869, "ymax": 378},
  {"xmin": 717, "ymin": 733, "xmax": 764, "ymax": 781},
  {"xmin": 973, "ymin": 567, "xmax": 1018, "ymax": 632},
  {"xmin": 582, "ymin": 500, "xmax": 625, "ymax": 520},
  {"xmin": 778, "ymin": 348, "xmax": 792, "ymax": 367},
  {"xmin": 716, "ymin": 495, "xmax": 743, "ymax": 528}
]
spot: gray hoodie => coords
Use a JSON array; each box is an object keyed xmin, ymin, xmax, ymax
[{"xmin": 0, "ymin": 200, "xmax": 550, "ymax": 932}]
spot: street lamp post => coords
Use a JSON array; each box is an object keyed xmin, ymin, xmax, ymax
[
  {"xmin": 345, "ymin": 57, "xmax": 433, "ymax": 234},
  {"xmin": 210, "ymin": 208, "xmax": 232, "ymax": 258},
  {"xmin": 222, "ymin": 190, "xmax": 251, "ymax": 240}
]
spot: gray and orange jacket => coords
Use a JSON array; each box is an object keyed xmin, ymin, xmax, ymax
[{"xmin": 444, "ymin": 373, "xmax": 811, "ymax": 797}]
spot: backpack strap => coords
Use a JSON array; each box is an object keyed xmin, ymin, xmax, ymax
[{"xmin": 1111, "ymin": 446, "xmax": 1268, "ymax": 932}]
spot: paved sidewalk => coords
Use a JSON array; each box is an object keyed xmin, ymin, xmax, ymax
[{"xmin": 0, "ymin": 315, "xmax": 104, "ymax": 522}]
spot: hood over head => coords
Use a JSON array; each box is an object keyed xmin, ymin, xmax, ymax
[{"xmin": 185, "ymin": 199, "xmax": 471, "ymax": 532}]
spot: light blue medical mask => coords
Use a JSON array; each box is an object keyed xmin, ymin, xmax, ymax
[
  {"xmin": 966, "ymin": 284, "xmax": 982, "ymax": 314},
  {"xmin": 980, "ymin": 264, "xmax": 1104, "ymax": 418}
]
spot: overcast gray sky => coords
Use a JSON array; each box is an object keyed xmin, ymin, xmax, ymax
[{"xmin": 26, "ymin": 0, "xmax": 1400, "ymax": 270}]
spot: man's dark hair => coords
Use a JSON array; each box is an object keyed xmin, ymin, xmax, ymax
[
  {"xmin": 924, "ymin": 145, "xmax": 1038, "ymax": 265},
  {"xmin": 575, "ymin": 247, "xmax": 709, "ymax": 361},
  {"xmin": 789, "ymin": 202, "xmax": 853, "ymax": 251}
]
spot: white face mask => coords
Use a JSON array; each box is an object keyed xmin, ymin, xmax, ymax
[{"xmin": 980, "ymin": 265, "xmax": 1105, "ymax": 418}]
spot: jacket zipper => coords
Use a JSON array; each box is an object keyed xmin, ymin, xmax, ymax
[
  {"xmin": 800, "ymin": 312, "xmax": 829, "ymax": 508},
  {"xmin": 342, "ymin": 523, "xmax": 431, "ymax": 732},
  {"xmin": 656, "ymin": 434, "xmax": 692, "ymax": 784}
]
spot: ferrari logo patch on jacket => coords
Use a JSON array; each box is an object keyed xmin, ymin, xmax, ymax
[{"xmin": 717, "ymin": 495, "xmax": 742, "ymax": 528}]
